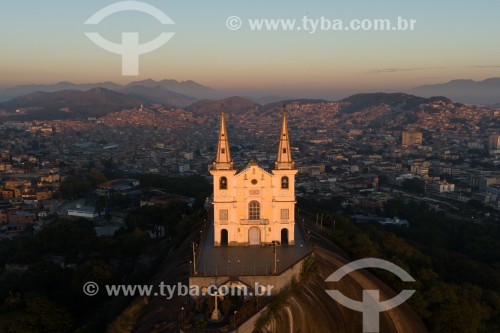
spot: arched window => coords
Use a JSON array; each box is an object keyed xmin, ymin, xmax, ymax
[
  {"xmin": 281, "ymin": 176, "xmax": 289, "ymax": 189},
  {"xmin": 248, "ymin": 201, "xmax": 260, "ymax": 220},
  {"xmin": 220, "ymin": 177, "xmax": 227, "ymax": 190}
]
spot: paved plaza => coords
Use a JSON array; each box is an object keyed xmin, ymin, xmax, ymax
[{"xmin": 195, "ymin": 219, "xmax": 312, "ymax": 277}]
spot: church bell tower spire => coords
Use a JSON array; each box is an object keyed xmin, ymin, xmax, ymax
[
  {"xmin": 213, "ymin": 102, "xmax": 234, "ymax": 170},
  {"xmin": 275, "ymin": 104, "xmax": 294, "ymax": 170}
]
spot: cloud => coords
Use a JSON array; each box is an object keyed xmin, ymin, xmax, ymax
[
  {"xmin": 369, "ymin": 67, "xmax": 448, "ymax": 74},
  {"xmin": 471, "ymin": 65, "xmax": 500, "ymax": 68},
  {"xmin": 371, "ymin": 65, "xmax": 500, "ymax": 74}
]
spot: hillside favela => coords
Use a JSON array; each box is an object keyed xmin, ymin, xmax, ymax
[{"xmin": 0, "ymin": 1, "xmax": 499, "ymax": 333}]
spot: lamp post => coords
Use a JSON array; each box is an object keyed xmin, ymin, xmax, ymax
[
  {"xmin": 180, "ymin": 307, "xmax": 184, "ymax": 329},
  {"xmin": 192, "ymin": 242, "xmax": 198, "ymax": 275},
  {"xmin": 227, "ymin": 260, "xmax": 231, "ymax": 276},
  {"xmin": 189, "ymin": 260, "xmax": 192, "ymax": 276},
  {"xmin": 237, "ymin": 259, "xmax": 240, "ymax": 275},
  {"xmin": 233, "ymin": 310, "xmax": 237, "ymax": 329},
  {"xmin": 273, "ymin": 242, "xmax": 277, "ymax": 274}
]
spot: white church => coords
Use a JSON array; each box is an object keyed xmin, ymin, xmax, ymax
[{"xmin": 210, "ymin": 106, "xmax": 297, "ymax": 247}]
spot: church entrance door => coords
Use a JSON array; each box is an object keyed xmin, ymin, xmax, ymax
[
  {"xmin": 248, "ymin": 227, "xmax": 260, "ymax": 245},
  {"xmin": 220, "ymin": 229, "xmax": 228, "ymax": 246},
  {"xmin": 281, "ymin": 228, "xmax": 289, "ymax": 245}
]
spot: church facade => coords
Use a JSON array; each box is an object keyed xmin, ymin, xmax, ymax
[{"xmin": 210, "ymin": 107, "xmax": 297, "ymax": 246}]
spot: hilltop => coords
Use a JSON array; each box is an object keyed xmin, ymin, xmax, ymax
[
  {"xmin": 411, "ymin": 77, "xmax": 500, "ymax": 105},
  {"xmin": 185, "ymin": 96, "xmax": 261, "ymax": 115},
  {"xmin": 0, "ymin": 88, "xmax": 145, "ymax": 120}
]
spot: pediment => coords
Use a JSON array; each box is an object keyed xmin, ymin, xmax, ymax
[{"xmin": 235, "ymin": 164, "xmax": 273, "ymax": 179}]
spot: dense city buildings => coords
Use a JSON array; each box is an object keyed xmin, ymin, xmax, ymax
[
  {"xmin": 402, "ymin": 130, "xmax": 423, "ymax": 146},
  {"xmin": 0, "ymin": 93, "xmax": 500, "ymax": 237},
  {"xmin": 0, "ymin": 92, "xmax": 499, "ymax": 332}
]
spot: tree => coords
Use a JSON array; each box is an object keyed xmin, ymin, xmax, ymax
[
  {"xmin": 88, "ymin": 171, "xmax": 106, "ymax": 185},
  {"xmin": 468, "ymin": 199, "xmax": 484, "ymax": 210},
  {"xmin": 0, "ymin": 296, "xmax": 74, "ymax": 333},
  {"xmin": 35, "ymin": 219, "xmax": 96, "ymax": 260},
  {"xmin": 351, "ymin": 233, "xmax": 380, "ymax": 257},
  {"xmin": 402, "ymin": 178, "xmax": 425, "ymax": 195},
  {"xmin": 59, "ymin": 175, "xmax": 91, "ymax": 200},
  {"xmin": 116, "ymin": 228, "xmax": 152, "ymax": 260}
]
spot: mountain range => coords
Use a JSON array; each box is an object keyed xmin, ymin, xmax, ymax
[
  {"xmin": 410, "ymin": 78, "xmax": 500, "ymax": 105},
  {"xmin": 0, "ymin": 79, "xmax": 216, "ymax": 106},
  {"xmin": 339, "ymin": 93, "xmax": 452, "ymax": 113},
  {"xmin": 0, "ymin": 88, "xmax": 460, "ymax": 124},
  {"xmin": 0, "ymin": 88, "xmax": 145, "ymax": 120},
  {"xmin": 185, "ymin": 96, "xmax": 261, "ymax": 116},
  {"xmin": 0, "ymin": 77, "xmax": 498, "ymax": 120}
]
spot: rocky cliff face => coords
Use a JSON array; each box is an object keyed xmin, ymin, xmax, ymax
[{"xmin": 256, "ymin": 247, "xmax": 427, "ymax": 333}]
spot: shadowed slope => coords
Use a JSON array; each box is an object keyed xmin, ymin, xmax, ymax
[{"xmin": 256, "ymin": 246, "xmax": 427, "ymax": 333}]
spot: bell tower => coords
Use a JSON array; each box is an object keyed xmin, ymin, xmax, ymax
[
  {"xmin": 272, "ymin": 105, "xmax": 297, "ymax": 245},
  {"xmin": 210, "ymin": 103, "xmax": 236, "ymax": 246}
]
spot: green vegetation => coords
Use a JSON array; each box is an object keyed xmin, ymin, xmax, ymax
[
  {"xmin": 0, "ymin": 295, "xmax": 74, "ymax": 333},
  {"xmin": 107, "ymin": 297, "xmax": 149, "ymax": 333},
  {"xmin": 300, "ymin": 255, "xmax": 317, "ymax": 282},
  {"xmin": 401, "ymin": 178, "xmax": 425, "ymax": 195},
  {"xmin": 0, "ymin": 191, "xmax": 202, "ymax": 332},
  {"xmin": 133, "ymin": 173, "xmax": 211, "ymax": 208},
  {"xmin": 0, "ymin": 172, "xmax": 211, "ymax": 332},
  {"xmin": 58, "ymin": 169, "xmax": 211, "ymax": 208},
  {"xmin": 254, "ymin": 281, "xmax": 300, "ymax": 330},
  {"xmin": 58, "ymin": 170, "xmax": 107, "ymax": 200},
  {"xmin": 124, "ymin": 202, "xmax": 194, "ymax": 249},
  {"xmin": 303, "ymin": 199, "xmax": 500, "ymax": 333},
  {"xmin": 253, "ymin": 264, "xmax": 318, "ymax": 330},
  {"xmin": 340, "ymin": 93, "xmax": 451, "ymax": 114}
]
